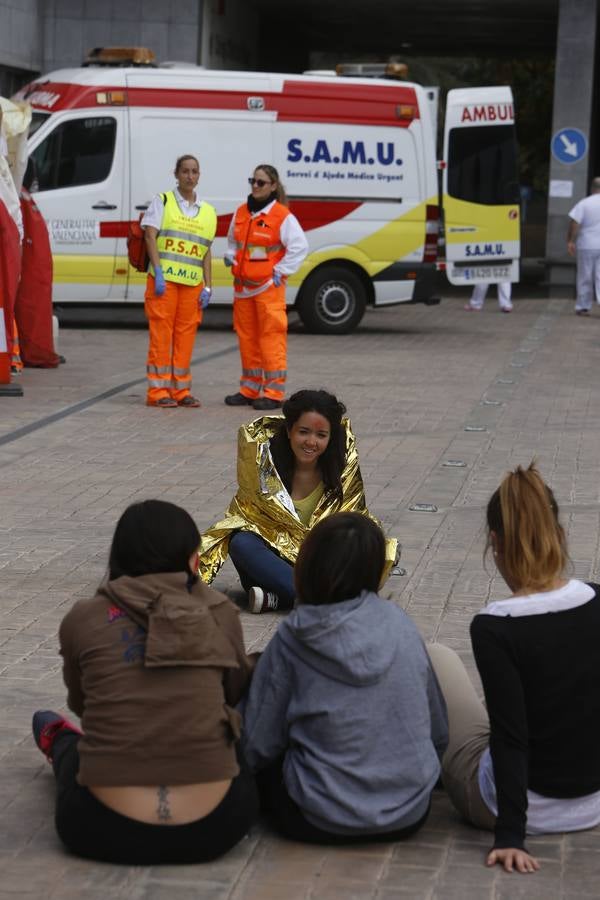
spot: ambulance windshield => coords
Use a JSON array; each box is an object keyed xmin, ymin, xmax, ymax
[{"xmin": 447, "ymin": 125, "xmax": 519, "ymax": 206}]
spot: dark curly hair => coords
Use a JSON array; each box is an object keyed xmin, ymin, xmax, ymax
[{"xmin": 269, "ymin": 389, "xmax": 347, "ymax": 502}]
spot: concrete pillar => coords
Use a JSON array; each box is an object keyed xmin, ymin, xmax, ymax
[{"xmin": 545, "ymin": 0, "xmax": 598, "ymax": 297}]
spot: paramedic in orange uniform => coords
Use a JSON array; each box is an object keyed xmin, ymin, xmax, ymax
[
  {"xmin": 224, "ymin": 164, "xmax": 308, "ymax": 411},
  {"xmin": 142, "ymin": 155, "xmax": 217, "ymax": 408}
]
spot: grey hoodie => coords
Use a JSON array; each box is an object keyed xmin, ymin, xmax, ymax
[{"xmin": 241, "ymin": 591, "xmax": 448, "ymax": 835}]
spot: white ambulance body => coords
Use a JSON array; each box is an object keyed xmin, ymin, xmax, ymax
[{"xmin": 14, "ymin": 61, "xmax": 520, "ymax": 333}]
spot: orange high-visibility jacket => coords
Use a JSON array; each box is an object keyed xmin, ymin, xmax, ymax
[{"xmin": 232, "ymin": 201, "xmax": 289, "ymax": 293}]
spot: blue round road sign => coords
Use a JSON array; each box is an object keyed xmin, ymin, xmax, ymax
[{"xmin": 551, "ymin": 128, "xmax": 588, "ymax": 165}]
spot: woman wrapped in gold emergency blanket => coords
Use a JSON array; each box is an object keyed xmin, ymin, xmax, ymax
[{"xmin": 198, "ymin": 389, "xmax": 397, "ymax": 613}]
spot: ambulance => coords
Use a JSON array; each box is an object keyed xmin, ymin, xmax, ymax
[{"xmin": 13, "ymin": 50, "xmax": 520, "ymax": 334}]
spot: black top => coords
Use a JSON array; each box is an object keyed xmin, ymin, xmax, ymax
[{"xmin": 470, "ymin": 582, "xmax": 600, "ymax": 849}]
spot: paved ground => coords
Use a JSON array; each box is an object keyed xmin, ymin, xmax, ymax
[{"xmin": 2, "ymin": 291, "xmax": 600, "ymax": 899}]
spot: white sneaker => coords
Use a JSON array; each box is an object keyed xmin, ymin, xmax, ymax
[{"xmin": 248, "ymin": 587, "xmax": 282, "ymax": 613}]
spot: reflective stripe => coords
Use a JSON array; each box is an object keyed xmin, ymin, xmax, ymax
[
  {"xmin": 238, "ymin": 275, "xmax": 269, "ymax": 287},
  {"xmin": 241, "ymin": 378, "xmax": 261, "ymax": 390},
  {"xmin": 173, "ymin": 376, "xmax": 191, "ymax": 386},
  {"xmin": 147, "ymin": 377, "xmax": 174, "ymax": 388},
  {"xmin": 264, "ymin": 370, "xmax": 287, "ymax": 380},
  {"xmin": 159, "ymin": 251, "xmax": 205, "ymax": 269},
  {"xmin": 147, "ymin": 364, "xmax": 172, "ymax": 375},
  {"xmin": 155, "ymin": 193, "xmax": 217, "ymax": 286},
  {"xmin": 247, "ymin": 242, "xmax": 283, "ymax": 253},
  {"xmin": 234, "ymin": 283, "xmax": 270, "ymax": 299},
  {"xmin": 173, "ymin": 366, "xmax": 191, "ymax": 377},
  {"xmin": 242, "ymin": 368, "xmax": 263, "ymax": 377},
  {"xmin": 161, "ymin": 229, "xmax": 212, "ymax": 247}
]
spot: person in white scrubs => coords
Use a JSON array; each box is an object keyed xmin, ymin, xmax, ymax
[{"xmin": 567, "ymin": 177, "xmax": 600, "ymax": 316}]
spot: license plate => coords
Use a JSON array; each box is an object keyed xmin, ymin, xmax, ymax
[{"xmin": 452, "ymin": 263, "xmax": 512, "ymax": 281}]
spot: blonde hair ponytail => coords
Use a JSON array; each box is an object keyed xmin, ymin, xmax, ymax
[{"xmin": 486, "ymin": 462, "xmax": 568, "ymax": 592}]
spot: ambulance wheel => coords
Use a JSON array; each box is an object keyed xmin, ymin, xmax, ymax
[{"xmin": 297, "ymin": 266, "xmax": 367, "ymax": 334}]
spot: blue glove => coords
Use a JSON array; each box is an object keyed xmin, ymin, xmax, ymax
[
  {"xmin": 154, "ymin": 266, "xmax": 166, "ymax": 296},
  {"xmin": 200, "ymin": 286, "xmax": 212, "ymax": 309},
  {"xmin": 223, "ymin": 256, "xmax": 233, "ymax": 268},
  {"xmin": 273, "ymin": 271, "xmax": 283, "ymax": 287}
]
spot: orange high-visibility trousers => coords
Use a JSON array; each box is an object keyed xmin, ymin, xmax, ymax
[
  {"xmin": 233, "ymin": 284, "xmax": 287, "ymax": 401},
  {"xmin": 144, "ymin": 275, "xmax": 202, "ymax": 404}
]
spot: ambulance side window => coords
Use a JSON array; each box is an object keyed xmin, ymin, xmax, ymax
[
  {"xmin": 28, "ymin": 111, "xmax": 50, "ymax": 138},
  {"xmin": 31, "ymin": 116, "xmax": 116, "ymax": 191},
  {"xmin": 447, "ymin": 125, "xmax": 519, "ymax": 205}
]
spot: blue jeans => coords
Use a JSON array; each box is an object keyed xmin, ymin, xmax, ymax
[{"xmin": 229, "ymin": 531, "xmax": 295, "ymax": 605}]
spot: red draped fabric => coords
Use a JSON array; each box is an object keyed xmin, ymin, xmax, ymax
[{"xmin": 14, "ymin": 190, "xmax": 60, "ymax": 367}]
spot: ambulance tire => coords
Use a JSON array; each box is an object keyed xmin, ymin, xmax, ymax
[{"xmin": 297, "ymin": 266, "xmax": 367, "ymax": 334}]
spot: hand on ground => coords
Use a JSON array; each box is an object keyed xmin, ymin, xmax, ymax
[{"xmin": 486, "ymin": 847, "xmax": 540, "ymax": 873}]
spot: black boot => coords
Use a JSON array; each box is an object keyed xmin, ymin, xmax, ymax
[
  {"xmin": 253, "ymin": 397, "xmax": 283, "ymax": 410},
  {"xmin": 224, "ymin": 392, "xmax": 253, "ymax": 406}
]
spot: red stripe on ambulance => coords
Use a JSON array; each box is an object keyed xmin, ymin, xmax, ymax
[
  {"xmin": 277, "ymin": 81, "xmax": 419, "ymax": 127},
  {"xmin": 100, "ymin": 200, "xmax": 363, "ymax": 241},
  {"xmin": 214, "ymin": 201, "xmax": 363, "ymax": 235},
  {"xmin": 23, "ymin": 80, "xmax": 420, "ymax": 127}
]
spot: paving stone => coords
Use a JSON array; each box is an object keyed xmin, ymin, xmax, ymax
[
  {"xmin": 230, "ymin": 880, "xmax": 311, "ymax": 900},
  {"xmin": 1, "ymin": 297, "xmax": 599, "ymax": 897}
]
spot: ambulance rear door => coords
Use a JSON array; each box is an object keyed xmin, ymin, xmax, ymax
[
  {"xmin": 442, "ymin": 87, "xmax": 520, "ymax": 286},
  {"xmin": 126, "ymin": 71, "xmax": 274, "ymax": 302},
  {"xmin": 27, "ymin": 106, "xmax": 127, "ymax": 300}
]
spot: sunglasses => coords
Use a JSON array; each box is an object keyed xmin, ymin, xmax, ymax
[{"xmin": 248, "ymin": 177, "xmax": 273, "ymax": 187}]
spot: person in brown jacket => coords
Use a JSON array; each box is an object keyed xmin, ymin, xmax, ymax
[{"xmin": 31, "ymin": 499, "xmax": 259, "ymax": 865}]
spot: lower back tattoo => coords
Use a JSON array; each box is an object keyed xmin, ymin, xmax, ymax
[{"xmin": 157, "ymin": 785, "xmax": 172, "ymax": 822}]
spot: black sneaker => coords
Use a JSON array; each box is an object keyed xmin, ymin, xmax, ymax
[
  {"xmin": 32, "ymin": 710, "xmax": 82, "ymax": 763},
  {"xmin": 224, "ymin": 392, "xmax": 254, "ymax": 406},
  {"xmin": 248, "ymin": 587, "xmax": 293, "ymax": 613},
  {"xmin": 253, "ymin": 397, "xmax": 283, "ymax": 410}
]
